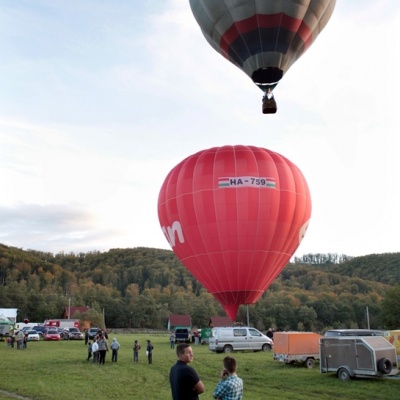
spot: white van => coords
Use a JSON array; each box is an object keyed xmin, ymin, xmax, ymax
[{"xmin": 209, "ymin": 327, "xmax": 273, "ymax": 353}]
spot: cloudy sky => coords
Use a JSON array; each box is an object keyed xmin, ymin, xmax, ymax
[{"xmin": 0, "ymin": 0, "xmax": 399, "ymax": 258}]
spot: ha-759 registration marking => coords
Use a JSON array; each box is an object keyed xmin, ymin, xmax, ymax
[{"xmin": 218, "ymin": 176, "xmax": 276, "ymax": 188}]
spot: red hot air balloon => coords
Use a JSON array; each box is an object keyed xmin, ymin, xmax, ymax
[
  {"xmin": 158, "ymin": 145, "xmax": 311, "ymax": 321},
  {"xmin": 189, "ymin": 0, "xmax": 336, "ymax": 113}
]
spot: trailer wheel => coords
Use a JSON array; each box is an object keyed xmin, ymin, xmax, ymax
[
  {"xmin": 223, "ymin": 345, "xmax": 233, "ymax": 353},
  {"xmin": 337, "ymin": 367, "xmax": 351, "ymax": 381},
  {"xmin": 305, "ymin": 358, "xmax": 315, "ymax": 369},
  {"xmin": 378, "ymin": 358, "xmax": 392, "ymax": 374}
]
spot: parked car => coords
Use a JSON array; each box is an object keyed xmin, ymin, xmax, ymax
[
  {"xmin": 26, "ymin": 330, "xmax": 40, "ymax": 341},
  {"xmin": 174, "ymin": 328, "xmax": 191, "ymax": 343},
  {"xmin": 57, "ymin": 328, "xmax": 69, "ymax": 340},
  {"xmin": 66, "ymin": 327, "xmax": 84, "ymax": 340},
  {"xmin": 43, "ymin": 329, "xmax": 61, "ymax": 341},
  {"xmin": 88, "ymin": 327, "xmax": 100, "ymax": 340},
  {"xmin": 209, "ymin": 327, "xmax": 273, "ymax": 353},
  {"xmin": 31, "ymin": 325, "xmax": 47, "ymax": 338}
]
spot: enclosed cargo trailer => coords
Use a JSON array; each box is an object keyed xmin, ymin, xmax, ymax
[
  {"xmin": 320, "ymin": 336, "xmax": 398, "ymax": 381},
  {"xmin": 273, "ymin": 332, "xmax": 321, "ymax": 368}
]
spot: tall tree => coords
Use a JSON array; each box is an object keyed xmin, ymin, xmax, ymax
[{"xmin": 381, "ymin": 285, "xmax": 400, "ymax": 328}]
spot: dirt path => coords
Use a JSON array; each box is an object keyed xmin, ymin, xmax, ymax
[{"xmin": 0, "ymin": 390, "xmax": 32, "ymax": 400}]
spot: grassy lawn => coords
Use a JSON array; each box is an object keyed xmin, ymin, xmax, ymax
[{"xmin": 0, "ymin": 333, "xmax": 398, "ymax": 400}]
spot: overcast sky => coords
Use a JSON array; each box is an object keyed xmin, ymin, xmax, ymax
[{"xmin": 0, "ymin": 0, "xmax": 399, "ymax": 258}]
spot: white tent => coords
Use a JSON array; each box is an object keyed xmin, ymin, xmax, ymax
[
  {"xmin": 0, "ymin": 314, "xmax": 14, "ymax": 336},
  {"xmin": 0, "ymin": 308, "xmax": 18, "ymax": 322},
  {"xmin": 0, "ymin": 314, "xmax": 14, "ymax": 324}
]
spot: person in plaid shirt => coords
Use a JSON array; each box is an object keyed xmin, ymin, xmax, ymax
[{"xmin": 213, "ymin": 356, "xmax": 243, "ymax": 400}]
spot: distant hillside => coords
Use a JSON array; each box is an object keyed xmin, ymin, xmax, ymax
[
  {"xmin": 294, "ymin": 252, "xmax": 400, "ymax": 286},
  {"xmin": 329, "ymin": 253, "xmax": 400, "ymax": 285},
  {"xmin": 0, "ymin": 243, "xmax": 398, "ymax": 330}
]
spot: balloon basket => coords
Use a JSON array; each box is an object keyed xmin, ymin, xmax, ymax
[{"xmin": 262, "ymin": 96, "xmax": 277, "ymax": 114}]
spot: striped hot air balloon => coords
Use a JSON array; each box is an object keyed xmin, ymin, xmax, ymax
[{"xmin": 189, "ymin": 0, "xmax": 336, "ymax": 113}]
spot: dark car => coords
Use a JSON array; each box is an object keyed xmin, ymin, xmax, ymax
[
  {"xmin": 174, "ymin": 328, "xmax": 191, "ymax": 343},
  {"xmin": 31, "ymin": 325, "xmax": 47, "ymax": 338},
  {"xmin": 88, "ymin": 327, "xmax": 100, "ymax": 340}
]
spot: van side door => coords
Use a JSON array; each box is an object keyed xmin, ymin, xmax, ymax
[
  {"xmin": 248, "ymin": 328, "xmax": 264, "ymax": 350},
  {"xmin": 233, "ymin": 328, "xmax": 250, "ymax": 350}
]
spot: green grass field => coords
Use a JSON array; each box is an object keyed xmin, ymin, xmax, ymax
[{"xmin": 0, "ymin": 333, "xmax": 398, "ymax": 400}]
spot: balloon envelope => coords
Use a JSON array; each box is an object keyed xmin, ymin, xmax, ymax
[
  {"xmin": 158, "ymin": 145, "xmax": 311, "ymax": 320},
  {"xmin": 189, "ymin": 0, "xmax": 336, "ymax": 88}
]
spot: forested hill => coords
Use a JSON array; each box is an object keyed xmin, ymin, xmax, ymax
[
  {"xmin": 330, "ymin": 253, "xmax": 400, "ymax": 285},
  {"xmin": 0, "ymin": 243, "xmax": 399, "ymax": 330},
  {"xmin": 1, "ymin": 244, "xmax": 398, "ymax": 287},
  {"xmin": 0, "ymin": 244, "xmax": 400, "ymax": 287},
  {"xmin": 294, "ymin": 252, "xmax": 400, "ymax": 286}
]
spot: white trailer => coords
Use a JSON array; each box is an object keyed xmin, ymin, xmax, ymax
[
  {"xmin": 43, "ymin": 319, "xmax": 80, "ymax": 329},
  {"xmin": 15, "ymin": 322, "xmax": 37, "ymax": 331}
]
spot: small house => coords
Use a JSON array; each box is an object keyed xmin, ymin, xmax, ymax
[
  {"xmin": 62, "ymin": 306, "xmax": 90, "ymax": 319},
  {"xmin": 167, "ymin": 314, "xmax": 192, "ymax": 331},
  {"xmin": 209, "ymin": 316, "xmax": 234, "ymax": 328}
]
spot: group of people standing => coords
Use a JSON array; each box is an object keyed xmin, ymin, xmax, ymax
[
  {"xmin": 7, "ymin": 330, "xmax": 27, "ymax": 349},
  {"xmin": 87, "ymin": 330, "xmax": 116, "ymax": 364},
  {"xmin": 170, "ymin": 343, "xmax": 243, "ymax": 400},
  {"xmin": 86, "ymin": 334, "xmax": 153, "ymax": 365},
  {"xmin": 133, "ymin": 339, "xmax": 154, "ymax": 364},
  {"xmin": 85, "ymin": 333, "xmax": 243, "ymax": 399}
]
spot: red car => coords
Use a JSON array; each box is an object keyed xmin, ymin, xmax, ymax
[{"xmin": 43, "ymin": 329, "xmax": 61, "ymax": 341}]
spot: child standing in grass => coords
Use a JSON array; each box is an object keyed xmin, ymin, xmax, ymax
[
  {"xmin": 133, "ymin": 339, "xmax": 141, "ymax": 362},
  {"xmin": 110, "ymin": 338, "xmax": 120, "ymax": 362},
  {"xmin": 92, "ymin": 339, "xmax": 99, "ymax": 363}
]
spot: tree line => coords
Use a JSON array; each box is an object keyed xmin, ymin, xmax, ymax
[{"xmin": 0, "ymin": 244, "xmax": 399, "ymax": 331}]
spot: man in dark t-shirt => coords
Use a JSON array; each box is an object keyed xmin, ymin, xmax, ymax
[{"xmin": 170, "ymin": 343, "xmax": 205, "ymax": 400}]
